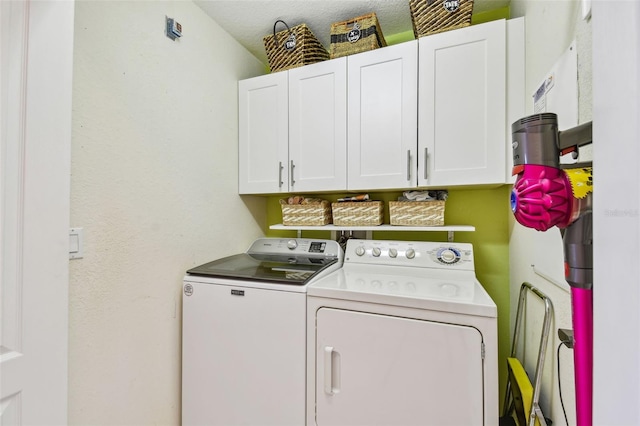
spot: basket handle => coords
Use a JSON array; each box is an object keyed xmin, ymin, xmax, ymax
[{"xmin": 273, "ymin": 19, "xmax": 293, "ymax": 48}]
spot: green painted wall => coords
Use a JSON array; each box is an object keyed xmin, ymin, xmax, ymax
[
  {"xmin": 472, "ymin": 6, "xmax": 511, "ymax": 25},
  {"xmin": 265, "ymin": 186, "xmax": 512, "ymax": 401}
]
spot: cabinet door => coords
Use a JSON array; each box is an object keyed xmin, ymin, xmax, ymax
[
  {"xmin": 347, "ymin": 41, "xmax": 418, "ymax": 191},
  {"xmin": 315, "ymin": 308, "xmax": 484, "ymax": 425},
  {"xmin": 418, "ymin": 19, "xmax": 506, "ymax": 186},
  {"xmin": 238, "ymin": 72, "xmax": 288, "ymax": 194},
  {"xmin": 289, "ymin": 59, "xmax": 347, "ymax": 192}
]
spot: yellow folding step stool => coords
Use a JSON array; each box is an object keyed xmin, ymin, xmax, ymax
[{"xmin": 500, "ymin": 282, "xmax": 554, "ymax": 426}]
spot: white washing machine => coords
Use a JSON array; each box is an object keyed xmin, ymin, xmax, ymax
[
  {"xmin": 305, "ymin": 239, "xmax": 498, "ymax": 426},
  {"xmin": 182, "ymin": 238, "xmax": 343, "ymax": 426}
]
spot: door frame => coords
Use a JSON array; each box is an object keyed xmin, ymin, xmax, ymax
[{"xmin": 1, "ymin": 1, "xmax": 74, "ymax": 423}]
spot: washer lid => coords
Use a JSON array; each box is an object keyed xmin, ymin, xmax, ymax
[
  {"xmin": 187, "ymin": 238, "xmax": 343, "ymax": 285},
  {"xmin": 308, "ymin": 264, "xmax": 497, "ymax": 318},
  {"xmin": 187, "ymin": 253, "xmax": 339, "ymax": 285}
]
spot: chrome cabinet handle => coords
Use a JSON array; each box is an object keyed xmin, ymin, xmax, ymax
[
  {"xmin": 407, "ymin": 150, "xmax": 411, "ymax": 181},
  {"xmin": 290, "ymin": 160, "xmax": 295, "ymax": 187},
  {"xmin": 424, "ymin": 148, "xmax": 428, "ymax": 180},
  {"xmin": 278, "ymin": 162, "xmax": 284, "ymax": 188}
]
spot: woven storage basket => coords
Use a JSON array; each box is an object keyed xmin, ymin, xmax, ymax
[
  {"xmin": 281, "ymin": 200, "xmax": 332, "ymax": 226},
  {"xmin": 332, "ymin": 201, "xmax": 383, "ymax": 226},
  {"xmin": 329, "ymin": 12, "xmax": 387, "ymax": 59},
  {"xmin": 264, "ymin": 20, "xmax": 329, "ymax": 72},
  {"xmin": 409, "ymin": 0, "xmax": 474, "ymax": 38},
  {"xmin": 389, "ymin": 200, "xmax": 445, "ymax": 226}
]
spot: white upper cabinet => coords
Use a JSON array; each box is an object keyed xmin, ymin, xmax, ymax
[
  {"xmin": 418, "ymin": 19, "xmax": 507, "ymax": 186},
  {"xmin": 347, "ymin": 41, "xmax": 418, "ymax": 191},
  {"xmin": 238, "ymin": 72, "xmax": 288, "ymax": 194},
  {"xmin": 289, "ymin": 58, "xmax": 347, "ymax": 192},
  {"xmin": 238, "ymin": 19, "xmax": 523, "ymax": 195},
  {"xmin": 239, "ymin": 59, "xmax": 347, "ymax": 194}
]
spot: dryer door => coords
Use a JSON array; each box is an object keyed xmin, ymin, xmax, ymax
[{"xmin": 315, "ymin": 308, "xmax": 484, "ymax": 425}]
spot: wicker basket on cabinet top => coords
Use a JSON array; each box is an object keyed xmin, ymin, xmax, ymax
[
  {"xmin": 389, "ymin": 200, "xmax": 445, "ymax": 226},
  {"xmin": 264, "ymin": 20, "xmax": 329, "ymax": 72},
  {"xmin": 329, "ymin": 13, "xmax": 387, "ymax": 59},
  {"xmin": 409, "ymin": 0, "xmax": 474, "ymax": 38}
]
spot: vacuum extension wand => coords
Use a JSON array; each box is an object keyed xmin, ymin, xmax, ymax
[{"xmin": 510, "ymin": 113, "xmax": 593, "ymax": 426}]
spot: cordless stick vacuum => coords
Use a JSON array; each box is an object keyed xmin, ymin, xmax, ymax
[{"xmin": 510, "ymin": 113, "xmax": 593, "ymax": 426}]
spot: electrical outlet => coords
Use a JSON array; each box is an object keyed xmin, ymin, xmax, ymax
[
  {"xmin": 582, "ymin": 0, "xmax": 592, "ymax": 20},
  {"xmin": 558, "ymin": 328, "xmax": 574, "ymax": 348}
]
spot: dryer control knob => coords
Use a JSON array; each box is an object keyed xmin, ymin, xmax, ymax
[
  {"xmin": 440, "ymin": 249, "xmax": 456, "ymax": 263},
  {"xmin": 355, "ymin": 246, "xmax": 366, "ymax": 256},
  {"xmin": 437, "ymin": 247, "xmax": 461, "ymax": 264},
  {"xmin": 372, "ymin": 247, "xmax": 381, "ymax": 257},
  {"xmin": 287, "ymin": 239, "xmax": 298, "ymax": 250},
  {"xmin": 405, "ymin": 248, "xmax": 416, "ymax": 259},
  {"xmin": 388, "ymin": 248, "xmax": 398, "ymax": 258}
]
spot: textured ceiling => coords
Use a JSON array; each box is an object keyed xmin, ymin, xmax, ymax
[{"xmin": 194, "ymin": 0, "xmax": 510, "ymax": 65}]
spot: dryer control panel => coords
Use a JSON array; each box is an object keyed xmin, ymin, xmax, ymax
[{"xmin": 345, "ymin": 239, "xmax": 474, "ymax": 271}]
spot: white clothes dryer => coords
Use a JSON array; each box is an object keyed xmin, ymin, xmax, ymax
[{"xmin": 306, "ymin": 238, "xmax": 498, "ymax": 426}]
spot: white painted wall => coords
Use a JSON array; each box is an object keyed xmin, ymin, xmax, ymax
[
  {"xmin": 508, "ymin": 1, "xmax": 591, "ymax": 424},
  {"xmin": 69, "ymin": 1, "xmax": 266, "ymax": 424}
]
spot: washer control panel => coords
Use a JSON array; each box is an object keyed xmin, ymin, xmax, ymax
[
  {"xmin": 247, "ymin": 238, "xmax": 342, "ymax": 260},
  {"xmin": 345, "ymin": 239, "xmax": 474, "ymax": 270}
]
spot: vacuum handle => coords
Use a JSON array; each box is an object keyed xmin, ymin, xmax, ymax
[{"xmin": 558, "ymin": 121, "xmax": 592, "ymax": 151}]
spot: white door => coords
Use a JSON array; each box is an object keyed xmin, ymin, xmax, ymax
[
  {"xmin": 1, "ymin": 1, "xmax": 73, "ymax": 424},
  {"xmin": 238, "ymin": 72, "xmax": 288, "ymax": 194},
  {"xmin": 347, "ymin": 41, "xmax": 418, "ymax": 191},
  {"xmin": 289, "ymin": 58, "xmax": 347, "ymax": 192},
  {"xmin": 315, "ymin": 308, "xmax": 484, "ymax": 426},
  {"xmin": 593, "ymin": 1, "xmax": 640, "ymax": 423},
  {"xmin": 418, "ymin": 19, "xmax": 506, "ymax": 186}
]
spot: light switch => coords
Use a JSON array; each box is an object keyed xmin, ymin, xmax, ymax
[
  {"xmin": 69, "ymin": 234, "xmax": 79, "ymax": 252},
  {"xmin": 69, "ymin": 227, "xmax": 84, "ymax": 259}
]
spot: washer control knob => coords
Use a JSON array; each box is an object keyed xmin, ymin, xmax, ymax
[
  {"xmin": 388, "ymin": 248, "xmax": 398, "ymax": 258},
  {"xmin": 287, "ymin": 239, "xmax": 298, "ymax": 250},
  {"xmin": 405, "ymin": 248, "xmax": 416, "ymax": 259},
  {"xmin": 355, "ymin": 246, "xmax": 366, "ymax": 256},
  {"xmin": 372, "ymin": 247, "xmax": 381, "ymax": 257}
]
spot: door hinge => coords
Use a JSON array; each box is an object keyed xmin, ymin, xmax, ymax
[{"xmin": 481, "ymin": 342, "xmax": 485, "ymax": 360}]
